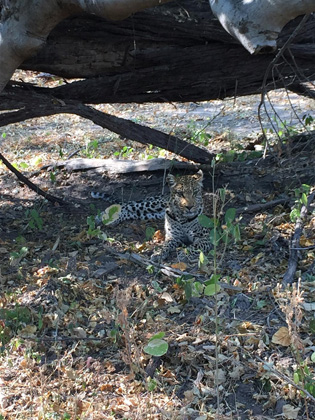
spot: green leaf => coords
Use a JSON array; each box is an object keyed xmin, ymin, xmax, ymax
[
  {"xmin": 192, "ymin": 281, "xmax": 203, "ymax": 297},
  {"xmin": 199, "ymin": 251, "xmax": 205, "ymax": 265},
  {"xmin": 290, "ymin": 208, "xmax": 300, "ymax": 222},
  {"xmin": 147, "ymin": 378, "xmax": 157, "ymax": 392},
  {"xmin": 183, "ymin": 281, "xmax": 192, "ymax": 300},
  {"xmin": 301, "ymin": 193, "xmax": 308, "ymax": 206},
  {"xmin": 144, "ymin": 338, "xmax": 168, "ymax": 356},
  {"xmin": 149, "ymin": 332, "xmax": 165, "ymax": 341},
  {"xmin": 87, "ymin": 215, "xmax": 95, "ymax": 229},
  {"xmin": 225, "ymin": 208, "xmax": 236, "ymax": 224},
  {"xmin": 219, "ymin": 188, "xmax": 226, "ymax": 202},
  {"xmin": 20, "ymin": 247, "xmax": 29, "ymax": 257},
  {"xmin": 204, "ymin": 283, "xmax": 221, "ymax": 296},
  {"xmin": 205, "ymin": 274, "xmax": 221, "ymax": 285},
  {"xmin": 198, "ymin": 214, "xmax": 214, "ymax": 228},
  {"xmin": 209, "ymin": 229, "xmax": 220, "ymax": 246},
  {"xmin": 311, "ymin": 352, "xmax": 315, "ymax": 363},
  {"xmin": 293, "ymin": 372, "xmax": 300, "ymax": 384},
  {"xmin": 145, "ymin": 226, "xmax": 155, "ymax": 241},
  {"xmin": 233, "ymin": 224, "xmax": 241, "ymax": 241},
  {"xmin": 108, "ymin": 205, "xmax": 120, "ymax": 218}
]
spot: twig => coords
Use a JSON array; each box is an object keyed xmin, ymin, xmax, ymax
[
  {"xmin": 102, "ymin": 245, "xmax": 241, "ymax": 291},
  {"xmin": 236, "ymin": 198, "xmax": 289, "ymax": 215},
  {"xmin": 258, "ymin": 14, "xmax": 311, "ymax": 154},
  {"xmin": 20, "ymin": 335, "xmax": 104, "ymax": 342},
  {"xmin": 291, "ymin": 245, "xmax": 315, "ymax": 250},
  {"xmin": 254, "ymin": 355, "xmax": 315, "ymax": 404},
  {"xmin": 0, "ymin": 151, "xmax": 70, "ymax": 206},
  {"xmin": 282, "ymin": 190, "xmax": 315, "ymax": 287}
]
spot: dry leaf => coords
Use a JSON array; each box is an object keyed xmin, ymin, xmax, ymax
[
  {"xmin": 167, "ymin": 306, "xmax": 181, "ymax": 314},
  {"xmin": 160, "ymin": 292, "xmax": 173, "ymax": 302},
  {"xmin": 272, "ymin": 326, "xmax": 291, "ymax": 346},
  {"xmin": 72, "ymin": 327, "xmax": 87, "ymax": 338},
  {"xmin": 282, "ymin": 404, "xmax": 300, "ymax": 419},
  {"xmin": 153, "ymin": 230, "xmax": 164, "ymax": 242},
  {"xmin": 299, "ymin": 236, "xmax": 314, "ymax": 247},
  {"xmin": 19, "ymin": 325, "xmax": 37, "ymax": 337},
  {"xmin": 171, "ymin": 262, "xmax": 187, "ymax": 270}
]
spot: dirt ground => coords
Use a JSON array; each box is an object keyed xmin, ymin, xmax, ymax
[{"xmin": 0, "ymin": 75, "xmax": 315, "ymax": 419}]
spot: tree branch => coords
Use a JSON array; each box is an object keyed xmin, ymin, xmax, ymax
[
  {"xmin": 0, "ymin": 151, "xmax": 69, "ymax": 206},
  {"xmin": 0, "ymin": 97, "xmax": 214, "ymax": 164},
  {"xmin": 282, "ymin": 190, "xmax": 315, "ymax": 287}
]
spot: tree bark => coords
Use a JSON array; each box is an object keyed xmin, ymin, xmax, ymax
[
  {"xmin": 0, "ymin": 96, "xmax": 215, "ymax": 164},
  {"xmin": 0, "ymin": 0, "xmax": 173, "ymax": 94},
  {"xmin": 1, "ymin": 1, "xmax": 315, "ymax": 106},
  {"xmin": 210, "ymin": 0, "xmax": 315, "ymax": 54}
]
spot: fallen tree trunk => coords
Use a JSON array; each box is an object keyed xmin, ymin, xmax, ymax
[
  {"xmin": 1, "ymin": 1, "xmax": 315, "ymax": 106},
  {"xmin": 0, "ymin": 0, "xmax": 173, "ymax": 94}
]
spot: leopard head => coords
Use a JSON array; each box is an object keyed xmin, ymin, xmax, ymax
[{"xmin": 167, "ymin": 170, "xmax": 204, "ymax": 219}]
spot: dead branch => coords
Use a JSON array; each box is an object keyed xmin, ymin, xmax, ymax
[
  {"xmin": 282, "ymin": 190, "xmax": 315, "ymax": 287},
  {"xmin": 101, "ymin": 245, "xmax": 242, "ymax": 292},
  {"xmin": 236, "ymin": 198, "xmax": 289, "ymax": 215},
  {"xmin": 0, "ymin": 151, "xmax": 69, "ymax": 206},
  {"xmin": 30, "ymin": 157, "xmax": 199, "ymax": 176},
  {"xmin": 0, "ymin": 97, "xmax": 214, "ymax": 165},
  {"xmin": 254, "ymin": 354, "xmax": 315, "ymax": 404},
  {"xmin": 258, "ymin": 14, "xmax": 311, "ymax": 152}
]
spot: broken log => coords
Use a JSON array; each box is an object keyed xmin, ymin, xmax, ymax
[
  {"xmin": 1, "ymin": 1, "xmax": 315, "ymax": 106},
  {"xmin": 31, "ymin": 157, "xmax": 199, "ymax": 175}
]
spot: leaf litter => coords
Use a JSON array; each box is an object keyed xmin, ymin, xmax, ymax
[{"xmin": 0, "ymin": 70, "xmax": 314, "ymax": 419}]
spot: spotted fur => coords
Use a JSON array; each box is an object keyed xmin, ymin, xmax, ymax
[{"xmin": 93, "ymin": 170, "xmax": 212, "ymax": 262}]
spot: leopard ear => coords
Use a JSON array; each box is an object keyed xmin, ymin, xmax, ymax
[
  {"xmin": 195, "ymin": 170, "xmax": 204, "ymax": 185},
  {"xmin": 167, "ymin": 174, "xmax": 176, "ymax": 187}
]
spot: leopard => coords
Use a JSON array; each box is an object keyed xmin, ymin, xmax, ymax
[{"xmin": 92, "ymin": 170, "xmax": 212, "ymax": 263}]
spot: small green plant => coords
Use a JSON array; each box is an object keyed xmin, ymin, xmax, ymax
[
  {"xmin": 264, "ymin": 115, "xmax": 303, "ymax": 146},
  {"xmin": 146, "ymin": 377, "xmax": 158, "ymax": 392},
  {"xmin": 302, "ymin": 113, "xmax": 314, "ymax": 127},
  {"xmin": 176, "ymin": 273, "xmax": 220, "ymax": 300},
  {"xmin": 290, "ymin": 184, "xmax": 311, "ymax": 222},
  {"xmin": 146, "ymin": 264, "xmax": 155, "ymax": 275},
  {"xmin": 294, "ymin": 360, "xmax": 315, "ymax": 397},
  {"xmin": 114, "ymin": 145, "xmax": 133, "ymax": 159},
  {"xmin": 187, "ymin": 121, "xmax": 212, "ymax": 146},
  {"xmin": 108, "ymin": 327, "xmax": 120, "ymax": 344},
  {"xmin": 87, "ymin": 216, "xmax": 107, "ymax": 240},
  {"xmin": 199, "ymin": 206, "xmax": 240, "ymax": 254},
  {"xmin": 50, "ymin": 171, "xmax": 57, "ymax": 183},
  {"xmin": 138, "ymin": 144, "xmax": 167, "ymax": 160},
  {"xmin": 144, "ymin": 332, "xmax": 168, "ymax": 357},
  {"xmin": 0, "ymin": 305, "xmax": 32, "ymax": 350},
  {"xmin": 10, "ymin": 246, "xmax": 28, "ymax": 266},
  {"xmin": 83, "ymin": 139, "xmax": 99, "ymax": 158},
  {"xmin": 12, "ymin": 161, "xmax": 29, "ymax": 170},
  {"xmin": 25, "ymin": 208, "xmax": 43, "ymax": 231},
  {"xmin": 176, "ymin": 275, "xmax": 203, "ymax": 300}
]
